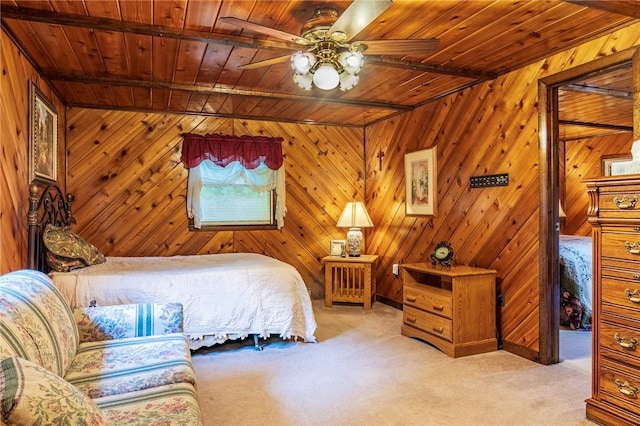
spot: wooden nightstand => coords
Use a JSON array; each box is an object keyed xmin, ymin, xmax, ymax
[
  {"xmin": 401, "ymin": 263, "xmax": 497, "ymax": 358},
  {"xmin": 322, "ymin": 255, "xmax": 379, "ymax": 309}
]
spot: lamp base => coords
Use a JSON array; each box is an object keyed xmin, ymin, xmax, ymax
[{"xmin": 346, "ymin": 227, "xmax": 363, "ymax": 257}]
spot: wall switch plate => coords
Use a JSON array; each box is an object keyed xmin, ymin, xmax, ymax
[{"xmin": 392, "ymin": 264, "xmax": 399, "ymax": 275}]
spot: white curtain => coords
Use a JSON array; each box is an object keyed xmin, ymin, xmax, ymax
[{"xmin": 187, "ymin": 160, "xmax": 286, "ymax": 229}]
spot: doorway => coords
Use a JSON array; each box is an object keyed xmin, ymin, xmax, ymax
[{"xmin": 538, "ymin": 47, "xmax": 638, "ymax": 365}]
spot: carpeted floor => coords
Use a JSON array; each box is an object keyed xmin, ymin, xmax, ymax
[{"xmin": 191, "ymin": 301, "xmax": 594, "ymax": 426}]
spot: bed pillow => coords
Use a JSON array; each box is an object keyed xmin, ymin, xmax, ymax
[
  {"xmin": 0, "ymin": 356, "xmax": 107, "ymax": 425},
  {"xmin": 43, "ymin": 224, "xmax": 105, "ymax": 272}
]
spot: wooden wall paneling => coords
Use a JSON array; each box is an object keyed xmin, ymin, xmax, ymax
[
  {"xmin": 65, "ymin": 110, "xmax": 364, "ymax": 299},
  {"xmin": 66, "ymin": 108, "xmax": 234, "ymax": 256},
  {"xmin": 1, "ymin": 29, "xmax": 65, "ymax": 273},
  {"xmin": 452, "ymin": 72, "xmax": 545, "ymax": 266},
  {"xmin": 364, "ymin": 49, "xmax": 553, "ymax": 355},
  {"xmin": 366, "ymin": 25, "xmax": 640, "ymax": 356},
  {"xmin": 234, "ymin": 120, "xmax": 365, "ymax": 297},
  {"xmin": 366, "ymin": 101, "xmax": 458, "ymax": 300},
  {"xmin": 1, "ymin": 31, "xmax": 28, "ymax": 273},
  {"xmin": 564, "ymin": 133, "xmax": 633, "ymax": 236},
  {"xmin": 493, "ymin": 216, "xmax": 540, "ymax": 349}
]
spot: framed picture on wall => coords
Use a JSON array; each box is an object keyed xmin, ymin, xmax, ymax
[
  {"xmin": 29, "ymin": 82, "xmax": 58, "ymax": 183},
  {"xmin": 405, "ymin": 147, "xmax": 437, "ymax": 216},
  {"xmin": 329, "ymin": 240, "xmax": 346, "ymax": 256}
]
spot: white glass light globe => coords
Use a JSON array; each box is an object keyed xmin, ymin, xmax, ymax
[
  {"xmin": 339, "ymin": 72, "xmax": 359, "ymax": 91},
  {"xmin": 293, "ymin": 72, "xmax": 314, "ymax": 90},
  {"xmin": 313, "ymin": 64, "xmax": 340, "ymax": 90},
  {"xmin": 339, "ymin": 51, "xmax": 364, "ymax": 74},
  {"xmin": 290, "ymin": 52, "xmax": 314, "ymax": 74}
]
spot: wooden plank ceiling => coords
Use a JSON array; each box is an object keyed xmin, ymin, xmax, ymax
[{"xmin": 1, "ymin": 0, "xmax": 639, "ymax": 130}]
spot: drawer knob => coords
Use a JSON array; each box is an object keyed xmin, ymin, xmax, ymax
[
  {"xmin": 614, "ymin": 333, "xmax": 638, "ymax": 350},
  {"xmin": 624, "ymin": 241, "xmax": 640, "ymax": 255},
  {"xmin": 432, "ymin": 305, "xmax": 444, "ymax": 311},
  {"xmin": 614, "ymin": 379, "xmax": 639, "ymax": 398},
  {"xmin": 432, "ymin": 326, "xmax": 444, "ymax": 334},
  {"xmin": 634, "ymin": 274, "xmax": 640, "ymax": 281},
  {"xmin": 406, "ymin": 296, "xmax": 417, "ymax": 303},
  {"xmin": 406, "ymin": 316, "xmax": 417, "ymax": 324},
  {"xmin": 625, "ymin": 288, "xmax": 640, "ymax": 304},
  {"xmin": 614, "ymin": 196, "xmax": 638, "ymax": 210}
]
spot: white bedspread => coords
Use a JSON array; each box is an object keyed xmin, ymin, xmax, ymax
[{"xmin": 49, "ymin": 253, "xmax": 317, "ymax": 349}]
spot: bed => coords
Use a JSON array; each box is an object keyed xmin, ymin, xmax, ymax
[
  {"xmin": 27, "ymin": 184, "xmax": 317, "ymax": 350},
  {"xmin": 559, "ymin": 234, "xmax": 592, "ymax": 330}
]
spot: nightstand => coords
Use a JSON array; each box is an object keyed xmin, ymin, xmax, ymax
[
  {"xmin": 322, "ymin": 255, "xmax": 379, "ymax": 309},
  {"xmin": 400, "ymin": 263, "xmax": 497, "ymax": 357}
]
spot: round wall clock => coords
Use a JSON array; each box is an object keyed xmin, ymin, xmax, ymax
[{"xmin": 431, "ymin": 241, "xmax": 454, "ymax": 268}]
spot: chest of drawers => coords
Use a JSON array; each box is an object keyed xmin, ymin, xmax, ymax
[
  {"xmin": 400, "ymin": 263, "xmax": 497, "ymax": 358},
  {"xmin": 585, "ymin": 176, "xmax": 640, "ymax": 426}
]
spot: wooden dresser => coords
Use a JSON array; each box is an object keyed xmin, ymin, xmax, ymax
[
  {"xmin": 400, "ymin": 263, "xmax": 497, "ymax": 358},
  {"xmin": 585, "ymin": 176, "xmax": 640, "ymax": 426}
]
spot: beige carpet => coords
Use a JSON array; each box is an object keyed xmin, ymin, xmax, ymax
[{"xmin": 191, "ymin": 301, "xmax": 594, "ymax": 426}]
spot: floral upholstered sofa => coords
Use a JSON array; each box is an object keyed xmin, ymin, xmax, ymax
[{"xmin": 0, "ymin": 269, "xmax": 203, "ymax": 425}]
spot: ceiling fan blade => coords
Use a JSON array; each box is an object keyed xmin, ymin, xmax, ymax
[
  {"xmin": 328, "ymin": 0, "xmax": 392, "ymax": 41},
  {"xmin": 237, "ymin": 54, "xmax": 291, "ymax": 70},
  {"xmin": 354, "ymin": 39, "xmax": 441, "ymax": 55},
  {"xmin": 220, "ymin": 16, "xmax": 310, "ymax": 45}
]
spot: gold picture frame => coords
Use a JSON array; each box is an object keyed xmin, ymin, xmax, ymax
[
  {"xmin": 329, "ymin": 239, "xmax": 346, "ymax": 256},
  {"xmin": 405, "ymin": 147, "xmax": 437, "ymax": 216},
  {"xmin": 29, "ymin": 82, "xmax": 58, "ymax": 183}
]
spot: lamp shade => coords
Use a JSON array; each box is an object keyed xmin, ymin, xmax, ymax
[
  {"xmin": 337, "ymin": 201, "xmax": 373, "ymax": 257},
  {"xmin": 337, "ymin": 202, "xmax": 374, "ymax": 228}
]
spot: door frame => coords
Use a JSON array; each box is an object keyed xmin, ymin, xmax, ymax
[{"xmin": 537, "ymin": 47, "xmax": 638, "ymax": 365}]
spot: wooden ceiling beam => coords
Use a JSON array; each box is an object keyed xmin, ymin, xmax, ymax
[
  {"xmin": 1, "ymin": 5, "xmax": 494, "ymax": 80},
  {"xmin": 564, "ymin": 1, "xmax": 640, "ymax": 19},
  {"xmin": 561, "ymin": 84, "xmax": 633, "ymax": 99},
  {"xmin": 367, "ymin": 56, "xmax": 497, "ymax": 81},
  {"xmin": 42, "ymin": 72, "xmax": 413, "ymax": 111},
  {"xmin": 559, "ymin": 119, "xmax": 633, "ymax": 131},
  {"xmin": 0, "ymin": 5, "xmax": 295, "ymax": 51}
]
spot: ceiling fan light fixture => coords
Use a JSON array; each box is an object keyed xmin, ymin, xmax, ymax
[
  {"xmin": 313, "ymin": 64, "xmax": 340, "ymax": 90},
  {"xmin": 339, "ymin": 72, "xmax": 359, "ymax": 91},
  {"xmin": 291, "ymin": 51, "xmax": 315, "ymax": 74},
  {"xmin": 338, "ymin": 51, "xmax": 364, "ymax": 74},
  {"xmin": 293, "ymin": 72, "xmax": 314, "ymax": 90}
]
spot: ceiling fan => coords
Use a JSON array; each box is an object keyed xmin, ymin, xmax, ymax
[{"xmin": 220, "ymin": 0, "xmax": 440, "ymax": 91}]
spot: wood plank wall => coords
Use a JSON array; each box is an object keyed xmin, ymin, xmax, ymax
[
  {"xmin": 65, "ymin": 109, "xmax": 364, "ymax": 298},
  {"xmin": 564, "ymin": 133, "xmax": 634, "ymax": 236},
  {"xmin": 2, "ymin": 24, "xmax": 639, "ymax": 358},
  {"xmin": 0, "ymin": 29, "xmax": 66, "ymax": 274},
  {"xmin": 365, "ymin": 29, "xmax": 640, "ymax": 356}
]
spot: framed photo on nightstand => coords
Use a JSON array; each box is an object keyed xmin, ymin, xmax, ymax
[{"xmin": 329, "ymin": 240, "xmax": 346, "ymax": 256}]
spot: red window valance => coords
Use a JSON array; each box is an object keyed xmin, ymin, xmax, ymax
[{"xmin": 181, "ymin": 133, "xmax": 284, "ymax": 170}]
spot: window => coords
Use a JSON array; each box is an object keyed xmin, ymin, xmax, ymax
[
  {"xmin": 200, "ymin": 185, "xmax": 274, "ymax": 226},
  {"xmin": 181, "ymin": 133, "xmax": 285, "ymax": 230}
]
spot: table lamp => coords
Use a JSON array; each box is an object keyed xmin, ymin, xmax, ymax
[{"xmin": 336, "ymin": 201, "xmax": 374, "ymax": 257}]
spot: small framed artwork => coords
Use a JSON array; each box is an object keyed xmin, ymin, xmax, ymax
[
  {"xmin": 29, "ymin": 82, "xmax": 58, "ymax": 183},
  {"xmin": 602, "ymin": 154, "xmax": 632, "ymax": 176},
  {"xmin": 329, "ymin": 240, "xmax": 346, "ymax": 256},
  {"xmin": 405, "ymin": 147, "xmax": 437, "ymax": 216}
]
